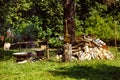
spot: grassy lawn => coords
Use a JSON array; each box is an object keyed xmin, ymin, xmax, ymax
[{"xmin": 0, "ymin": 47, "xmax": 120, "ymax": 80}]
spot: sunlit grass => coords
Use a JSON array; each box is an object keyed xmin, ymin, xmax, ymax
[{"xmin": 0, "ymin": 47, "xmax": 120, "ymax": 80}]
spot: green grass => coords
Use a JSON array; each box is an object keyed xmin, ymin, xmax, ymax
[{"xmin": 0, "ymin": 47, "xmax": 120, "ymax": 80}]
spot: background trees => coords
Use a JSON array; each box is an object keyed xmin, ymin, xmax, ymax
[{"xmin": 0, "ymin": 0, "xmax": 120, "ymax": 47}]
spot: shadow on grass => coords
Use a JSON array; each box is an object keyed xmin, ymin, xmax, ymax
[
  {"xmin": 0, "ymin": 48, "xmax": 17, "ymax": 61},
  {"xmin": 49, "ymin": 64, "xmax": 120, "ymax": 80}
]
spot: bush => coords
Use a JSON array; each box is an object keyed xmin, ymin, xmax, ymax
[
  {"xmin": 49, "ymin": 37, "xmax": 63, "ymax": 48},
  {"xmin": 85, "ymin": 8, "xmax": 114, "ymax": 39}
]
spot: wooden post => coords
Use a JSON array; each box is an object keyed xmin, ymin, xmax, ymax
[
  {"xmin": 114, "ymin": 21, "xmax": 117, "ymax": 58},
  {"xmin": 46, "ymin": 39, "xmax": 49, "ymax": 59}
]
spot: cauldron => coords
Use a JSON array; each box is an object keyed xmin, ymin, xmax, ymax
[
  {"xmin": 13, "ymin": 52, "xmax": 28, "ymax": 62},
  {"xmin": 35, "ymin": 49, "xmax": 45, "ymax": 59}
]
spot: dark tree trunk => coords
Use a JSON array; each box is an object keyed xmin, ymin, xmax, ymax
[
  {"xmin": 62, "ymin": 0, "xmax": 76, "ymax": 62},
  {"xmin": 63, "ymin": 0, "xmax": 76, "ymax": 44},
  {"xmin": 103, "ymin": 0, "xmax": 115, "ymax": 5}
]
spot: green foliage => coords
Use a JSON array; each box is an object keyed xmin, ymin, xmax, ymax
[
  {"xmin": 75, "ymin": 1, "xmax": 120, "ymax": 40},
  {"xmin": 49, "ymin": 37, "xmax": 63, "ymax": 48},
  {"xmin": 75, "ymin": 17, "xmax": 84, "ymax": 36},
  {"xmin": 24, "ymin": 16, "xmax": 43, "ymax": 40},
  {"xmin": 85, "ymin": 9, "xmax": 114, "ymax": 39},
  {"xmin": 1, "ymin": 0, "xmax": 120, "ymax": 46},
  {"xmin": 82, "ymin": 2, "xmax": 120, "ymax": 39}
]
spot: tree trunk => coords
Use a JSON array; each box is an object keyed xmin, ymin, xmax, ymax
[
  {"xmin": 63, "ymin": 0, "xmax": 76, "ymax": 44},
  {"xmin": 62, "ymin": 43, "xmax": 72, "ymax": 62},
  {"xmin": 62, "ymin": 0, "xmax": 76, "ymax": 62}
]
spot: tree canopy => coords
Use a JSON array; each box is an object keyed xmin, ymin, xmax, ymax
[{"xmin": 0, "ymin": 0, "xmax": 120, "ymax": 47}]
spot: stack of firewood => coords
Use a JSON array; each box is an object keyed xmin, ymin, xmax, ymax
[
  {"xmin": 71, "ymin": 35, "xmax": 114, "ymax": 60},
  {"xmin": 72, "ymin": 46, "xmax": 114, "ymax": 60}
]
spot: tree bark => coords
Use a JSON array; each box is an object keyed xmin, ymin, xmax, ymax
[
  {"xmin": 62, "ymin": 0, "xmax": 76, "ymax": 62},
  {"xmin": 63, "ymin": 0, "xmax": 76, "ymax": 44},
  {"xmin": 62, "ymin": 43, "xmax": 72, "ymax": 62}
]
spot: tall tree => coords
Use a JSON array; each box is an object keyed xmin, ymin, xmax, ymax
[
  {"xmin": 62, "ymin": 0, "xmax": 76, "ymax": 62},
  {"xmin": 63, "ymin": 0, "xmax": 76, "ymax": 44}
]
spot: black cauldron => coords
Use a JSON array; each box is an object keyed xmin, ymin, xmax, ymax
[{"xmin": 35, "ymin": 50, "xmax": 45, "ymax": 59}]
